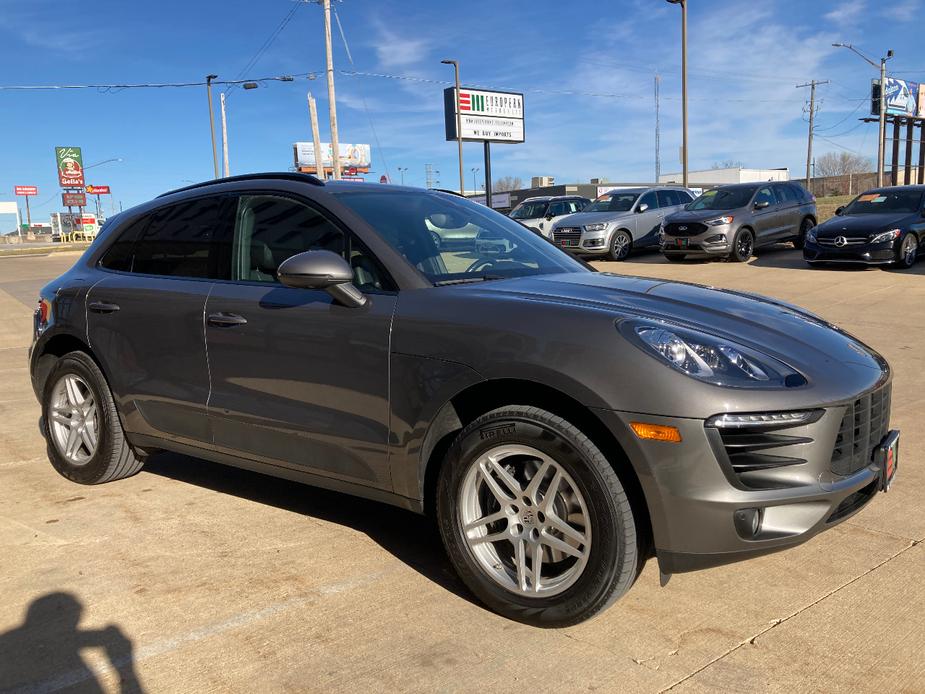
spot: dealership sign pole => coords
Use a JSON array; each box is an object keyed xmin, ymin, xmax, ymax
[
  {"xmin": 14, "ymin": 185, "xmax": 38, "ymax": 230},
  {"xmin": 444, "ymin": 87, "xmax": 524, "ymax": 208}
]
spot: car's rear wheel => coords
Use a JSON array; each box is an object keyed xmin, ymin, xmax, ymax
[
  {"xmin": 42, "ymin": 351, "xmax": 144, "ymax": 485},
  {"xmin": 437, "ymin": 406, "xmax": 638, "ymax": 627},
  {"xmin": 607, "ymin": 231, "xmax": 632, "ymax": 261},
  {"xmin": 729, "ymin": 228, "xmax": 754, "ymax": 262},
  {"xmin": 665, "ymin": 254, "xmax": 686, "ymax": 262},
  {"xmin": 793, "ymin": 218, "xmax": 814, "ymax": 250},
  {"xmin": 895, "ymin": 233, "xmax": 918, "ymax": 269}
]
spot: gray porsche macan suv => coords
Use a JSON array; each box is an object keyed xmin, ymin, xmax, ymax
[{"xmin": 30, "ymin": 173, "xmax": 898, "ymax": 626}]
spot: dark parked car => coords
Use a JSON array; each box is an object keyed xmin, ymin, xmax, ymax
[
  {"xmin": 804, "ymin": 186, "xmax": 923, "ymax": 269},
  {"xmin": 662, "ymin": 182, "xmax": 817, "ymax": 262},
  {"xmin": 30, "ymin": 173, "xmax": 898, "ymax": 626}
]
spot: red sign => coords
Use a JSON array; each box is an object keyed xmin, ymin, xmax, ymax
[
  {"xmin": 86, "ymin": 185, "xmax": 111, "ymax": 195},
  {"xmin": 14, "ymin": 185, "xmax": 38, "ymax": 196},
  {"xmin": 379, "ymin": 175, "xmax": 389, "ymax": 184},
  {"xmin": 62, "ymin": 192, "xmax": 87, "ymax": 207}
]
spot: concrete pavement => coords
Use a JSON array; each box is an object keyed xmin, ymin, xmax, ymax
[{"xmin": 0, "ymin": 248, "xmax": 922, "ymax": 693}]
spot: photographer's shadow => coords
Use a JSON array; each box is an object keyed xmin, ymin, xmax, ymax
[{"xmin": 0, "ymin": 592, "xmax": 142, "ymax": 693}]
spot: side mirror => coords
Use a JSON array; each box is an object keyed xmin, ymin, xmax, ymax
[
  {"xmin": 754, "ymin": 200, "xmax": 770, "ymax": 210},
  {"xmin": 835, "ymin": 206, "xmax": 845, "ymax": 216},
  {"xmin": 277, "ymin": 250, "xmax": 367, "ymax": 308},
  {"xmin": 636, "ymin": 203, "xmax": 649, "ymax": 213}
]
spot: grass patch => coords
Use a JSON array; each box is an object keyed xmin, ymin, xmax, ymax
[{"xmin": 815, "ymin": 195, "xmax": 853, "ymax": 223}]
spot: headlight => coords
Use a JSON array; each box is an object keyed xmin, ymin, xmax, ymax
[
  {"xmin": 705, "ymin": 216, "xmax": 734, "ymax": 226},
  {"xmin": 620, "ymin": 319, "xmax": 806, "ymax": 389},
  {"xmin": 583, "ymin": 223, "xmax": 608, "ymax": 232},
  {"xmin": 807, "ymin": 227, "xmax": 818, "ymax": 242},
  {"xmin": 870, "ymin": 228, "xmax": 901, "ymax": 243}
]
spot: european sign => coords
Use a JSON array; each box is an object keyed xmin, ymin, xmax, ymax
[
  {"xmin": 55, "ymin": 146, "xmax": 85, "ymax": 188},
  {"xmin": 14, "ymin": 186, "xmax": 38, "ymax": 196},
  {"xmin": 444, "ymin": 87, "xmax": 525, "ymax": 143}
]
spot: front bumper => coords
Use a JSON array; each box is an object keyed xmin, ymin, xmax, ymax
[
  {"xmin": 661, "ymin": 226, "xmax": 733, "ymax": 257},
  {"xmin": 594, "ymin": 383, "xmax": 894, "ymax": 574},
  {"xmin": 551, "ymin": 226, "xmax": 613, "ymax": 256},
  {"xmin": 803, "ymin": 239, "xmax": 896, "ymax": 264}
]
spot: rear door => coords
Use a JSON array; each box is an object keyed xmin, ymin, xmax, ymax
[
  {"xmin": 772, "ymin": 184, "xmax": 801, "ymax": 240},
  {"xmin": 86, "ymin": 196, "xmax": 227, "ymax": 444},
  {"xmin": 203, "ymin": 192, "xmax": 396, "ymax": 489}
]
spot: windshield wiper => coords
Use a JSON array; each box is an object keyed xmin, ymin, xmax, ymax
[{"xmin": 434, "ymin": 274, "xmax": 506, "ymax": 286}]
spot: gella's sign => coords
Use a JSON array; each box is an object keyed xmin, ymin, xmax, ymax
[
  {"xmin": 55, "ymin": 146, "xmax": 85, "ymax": 188},
  {"xmin": 14, "ymin": 186, "xmax": 38, "ymax": 196},
  {"xmin": 444, "ymin": 87, "xmax": 525, "ymax": 143}
]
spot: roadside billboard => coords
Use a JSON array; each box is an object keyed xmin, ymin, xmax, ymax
[
  {"xmin": 444, "ymin": 87, "xmax": 525, "ymax": 143},
  {"xmin": 872, "ymin": 78, "xmax": 923, "ymax": 117},
  {"xmin": 55, "ymin": 146, "xmax": 85, "ymax": 188},
  {"xmin": 62, "ymin": 192, "xmax": 87, "ymax": 207},
  {"xmin": 293, "ymin": 143, "xmax": 371, "ymax": 172},
  {"xmin": 14, "ymin": 185, "xmax": 38, "ymax": 196},
  {"xmin": 469, "ymin": 192, "xmax": 511, "ymax": 209}
]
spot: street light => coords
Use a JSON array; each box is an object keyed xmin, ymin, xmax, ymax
[
  {"xmin": 666, "ymin": 0, "xmax": 688, "ymax": 188},
  {"xmin": 441, "ymin": 59, "xmax": 465, "ymax": 194},
  {"xmin": 471, "ymin": 167, "xmax": 480, "ymax": 192},
  {"xmin": 206, "ymin": 75, "xmax": 219, "ymax": 179},
  {"xmin": 397, "ymin": 167, "xmax": 408, "ymax": 185},
  {"xmin": 833, "ymin": 43, "xmax": 893, "ymax": 186}
]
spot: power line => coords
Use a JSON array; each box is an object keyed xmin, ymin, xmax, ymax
[
  {"xmin": 0, "ymin": 75, "xmax": 310, "ymax": 91},
  {"xmin": 227, "ymin": 2, "xmax": 303, "ymax": 92}
]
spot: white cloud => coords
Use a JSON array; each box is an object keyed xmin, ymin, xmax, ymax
[
  {"xmin": 824, "ymin": 0, "xmax": 866, "ymax": 26},
  {"xmin": 882, "ymin": 0, "xmax": 919, "ymax": 20}
]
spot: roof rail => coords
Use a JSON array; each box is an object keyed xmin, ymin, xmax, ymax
[
  {"xmin": 430, "ymin": 188, "xmax": 467, "ymax": 198},
  {"xmin": 158, "ymin": 172, "xmax": 325, "ymax": 198}
]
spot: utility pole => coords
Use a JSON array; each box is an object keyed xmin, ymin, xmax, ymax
[
  {"xmin": 220, "ymin": 92, "xmax": 230, "ymax": 177},
  {"xmin": 471, "ymin": 167, "xmax": 480, "ymax": 192},
  {"xmin": 441, "ymin": 59, "xmax": 465, "ymax": 194},
  {"xmin": 796, "ymin": 79, "xmax": 829, "ymax": 193},
  {"xmin": 666, "ymin": 0, "xmax": 688, "ymax": 187},
  {"xmin": 322, "ymin": 0, "xmax": 341, "ymax": 180},
  {"xmin": 307, "ymin": 92, "xmax": 325, "ymax": 179},
  {"xmin": 655, "ymin": 74, "xmax": 661, "ymax": 182},
  {"xmin": 206, "ymin": 74, "xmax": 219, "ymax": 178}
]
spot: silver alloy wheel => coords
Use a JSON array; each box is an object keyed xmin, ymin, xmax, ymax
[
  {"xmin": 458, "ymin": 444, "xmax": 591, "ymax": 597},
  {"xmin": 48, "ymin": 374, "xmax": 99, "ymax": 466},
  {"xmin": 612, "ymin": 232, "xmax": 631, "ymax": 260},
  {"xmin": 901, "ymin": 234, "xmax": 918, "ymax": 265}
]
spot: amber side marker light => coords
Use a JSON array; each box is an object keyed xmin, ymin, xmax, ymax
[{"xmin": 630, "ymin": 422, "xmax": 682, "ymax": 443}]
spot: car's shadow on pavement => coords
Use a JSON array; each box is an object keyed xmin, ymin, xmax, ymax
[{"xmin": 143, "ymin": 452, "xmax": 476, "ymax": 605}]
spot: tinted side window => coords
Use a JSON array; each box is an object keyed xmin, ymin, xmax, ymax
[
  {"xmin": 568, "ymin": 200, "xmax": 584, "ymax": 213},
  {"xmin": 547, "ymin": 201, "xmax": 570, "ymax": 217},
  {"xmin": 755, "ymin": 187, "xmax": 777, "ymax": 207},
  {"xmin": 677, "ymin": 190, "xmax": 694, "ymax": 204},
  {"xmin": 232, "ymin": 195, "xmax": 345, "ymax": 283},
  {"xmin": 99, "ymin": 217, "xmax": 149, "ymax": 272},
  {"xmin": 639, "ymin": 191, "xmax": 659, "ymax": 210},
  {"xmin": 774, "ymin": 185, "xmax": 796, "ymax": 204},
  {"xmin": 128, "ymin": 197, "xmax": 223, "ymax": 278},
  {"xmin": 658, "ymin": 190, "xmax": 687, "ymax": 207},
  {"xmin": 789, "ymin": 184, "xmax": 808, "ymax": 202}
]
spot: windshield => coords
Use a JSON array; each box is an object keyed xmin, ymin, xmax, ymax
[
  {"xmin": 584, "ymin": 192, "xmax": 639, "ymax": 213},
  {"xmin": 332, "ymin": 190, "xmax": 588, "ymax": 285},
  {"xmin": 688, "ymin": 187, "xmax": 755, "ymax": 211},
  {"xmin": 509, "ymin": 200, "xmax": 549, "ymax": 219},
  {"xmin": 843, "ymin": 190, "xmax": 923, "ymax": 215}
]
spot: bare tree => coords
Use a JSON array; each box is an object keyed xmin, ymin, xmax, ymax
[
  {"xmin": 712, "ymin": 159, "xmax": 745, "ymax": 169},
  {"xmin": 815, "ymin": 152, "xmax": 870, "ymax": 177},
  {"xmin": 493, "ymin": 176, "xmax": 524, "ymax": 192}
]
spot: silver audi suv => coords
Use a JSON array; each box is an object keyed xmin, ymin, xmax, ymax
[{"xmin": 550, "ymin": 187, "xmax": 694, "ymax": 261}]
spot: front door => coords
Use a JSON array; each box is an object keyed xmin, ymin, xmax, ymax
[
  {"xmin": 86, "ymin": 196, "xmax": 225, "ymax": 444},
  {"xmin": 204, "ymin": 193, "xmax": 396, "ymax": 489},
  {"xmin": 750, "ymin": 186, "xmax": 785, "ymax": 243},
  {"xmin": 634, "ymin": 191, "xmax": 663, "ymax": 244}
]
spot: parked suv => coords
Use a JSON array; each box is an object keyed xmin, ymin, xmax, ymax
[
  {"xmin": 662, "ymin": 182, "xmax": 816, "ymax": 262},
  {"xmin": 30, "ymin": 173, "xmax": 897, "ymax": 626},
  {"xmin": 508, "ymin": 195, "xmax": 589, "ymax": 238},
  {"xmin": 550, "ymin": 187, "xmax": 694, "ymax": 261}
]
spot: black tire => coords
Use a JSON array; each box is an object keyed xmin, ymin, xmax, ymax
[
  {"xmin": 729, "ymin": 228, "xmax": 754, "ymax": 262},
  {"xmin": 894, "ymin": 233, "xmax": 919, "ymax": 269},
  {"xmin": 607, "ymin": 230, "xmax": 633, "ymax": 261},
  {"xmin": 793, "ymin": 217, "xmax": 814, "ymax": 250},
  {"xmin": 41, "ymin": 351, "xmax": 144, "ymax": 485},
  {"xmin": 665, "ymin": 254, "xmax": 686, "ymax": 262},
  {"xmin": 436, "ymin": 406, "xmax": 638, "ymax": 627}
]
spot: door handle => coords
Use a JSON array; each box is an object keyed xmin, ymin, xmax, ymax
[
  {"xmin": 88, "ymin": 301, "xmax": 120, "ymax": 314},
  {"xmin": 207, "ymin": 312, "xmax": 248, "ymax": 328}
]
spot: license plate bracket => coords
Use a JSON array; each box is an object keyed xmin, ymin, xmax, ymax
[
  {"xmin": 677, "ymin": 238, "xmax": 689, "ymax": 248},
  {"xmin": 874, "ymin": 430, "xmax": 900, "ymax": 491}
]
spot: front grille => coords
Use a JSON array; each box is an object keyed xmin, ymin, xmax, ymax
[
  {"xmin": 830, "ymin": 384, "xmax": 891, "ymax": 477},
  {"xmin": 664, "ymin": 222, "xmax": 708, "ymax": 237},
  {"xmin": 553, "ymin": 227, "xmax": 582, "ymax": 239},
  {"xmin": 818, "ymin": 236, "xmax": 867, "ymax": 247},
  {"xmin": 712, "ymin": 425, "xmax": 813, "ymax": 490},
  {"xmin": 827, "ymin": 479, "xmax": 879, "ymax": 523}
]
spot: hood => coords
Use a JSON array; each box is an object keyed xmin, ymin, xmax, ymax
[
  {"xmin": 552, "ymin": 210, "xmax": 633, "ymax": 228},
  {"xmin": 815, "ymin": 212, "xmax": 912, "ymax": 238},
  {"xmin": 665, "ymin": 207, "xmax": 744, "ymax": 223},
  {"xmin": 462, "ymin": 271, "xmax": 888, "ymax": 386}
]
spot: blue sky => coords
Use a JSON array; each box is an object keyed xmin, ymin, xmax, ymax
[{"xmin": 2, "ymin": 0, "xmax": 924, "ymax": 220}]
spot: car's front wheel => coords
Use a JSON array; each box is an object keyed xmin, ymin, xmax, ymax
[
  {"xmin": 607, "ymin": 231, "xmax": 633, "ymax": 261},
  {"xmin": 42, "ymin": 351, "xmax": 145, "ymax": 485},
  {"xmin": 729, "ymin": 228, "xmax": 754, "ymax": 262},
  {"xmin": 437, "ymin": 406, "xmax": 639, "ymax": 627},
  {"xmin": 895, "ymin": 233, "xmax": 918, "ymax": 269}
]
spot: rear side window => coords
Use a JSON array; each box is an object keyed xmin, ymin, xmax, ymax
[
  {"xmin": 658, "ymin": 189, "xmax": 688, "ymax": 207},
  {"xmin": 677, "ymin": 190, "xmax": 694, "ymax": 204},
  {"xmin": 231, "ymin": 195, "xmax": 345, "ymax": 283},
  {"xmin": 774, "ymin": 185, "xmax": 796, "ymax": 204},
  {"xmin": 789, "ymin": 184, "xmax": 808, "ymax": 201},
  {"xmin": 132, "ymin": 197, "xmax": 223, "ymax": 278},
  {"xmin": 99, "ymin": 217, "xmax": 148, "ymax": 272},
  {"xmin": 568, "ymin": 200, "xmax": 585, "ymax": 213}
]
